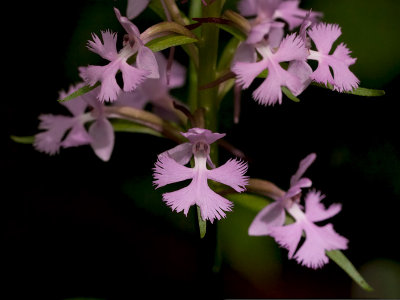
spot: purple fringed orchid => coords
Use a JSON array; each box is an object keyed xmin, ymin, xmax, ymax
[
  {"xmin": 307, "ymin": 23, "xmax": 359, "ymax": 92},
  {"xmin": 248, "ymin": 153, "xmax": 348, "ymax": 269},
  {"xmin": 80, "ymin": 8, "xmax": 159, "ymax": 102},
  {"xmin": 153, "ymin": 128, "xmax": 249, "ymax": 223},
  {"xmin": 232, "ymin": 33, "xmax": 309, "ymax": 105},
  {"xmin": 34, "ymin": 84, "xmax": 115, "ymax": 161}
]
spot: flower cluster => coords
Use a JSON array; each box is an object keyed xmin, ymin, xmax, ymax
[
  {"xmin": 25, "ymin": 0, "xmax": 370, "ymax": 275},
  {"xmin": 232, "ymin": 0, "xmax": 359, "ymax": 105}
]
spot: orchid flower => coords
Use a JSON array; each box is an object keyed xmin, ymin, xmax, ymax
[
  {"xmin": 34, "ymin": 84, "xmax": 114, "ymax": 161},
  {"xmin": 153, "ymin": 128, "xmax": 249, "ymax": 222},
  {"xmin": 80, "ymin": 8, "xmax": 159, "ymax": 102}
]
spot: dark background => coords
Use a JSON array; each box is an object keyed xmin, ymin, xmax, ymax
[{"xmin": 3, "ymin": 0, "xmax": 400, "ymax": 299}]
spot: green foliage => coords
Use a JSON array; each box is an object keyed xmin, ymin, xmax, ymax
[
  {"xmin": 58, "ymin": 83, "xmax": 99, "ymax": 102},
  {"xmin": 312, "ymin": 82, "xmax": 385, "ymax": 97},
  {"xmin": 10, "ymin": 135, "xmax": 35, "ymax": 144},
  {"xmin": 282, "ymin": 86, "xmax": 300, "ymax": 102},
  {"xmin": 110, "ymin": 119, "xmax": 163, "ymax": 137},
  {"xmin": 197, "ymin": 205, "xmax": 207, "ymax": 238},
  {"xmin": 327, "ymin": 250, "xmax": 373, "ymax": 291},
  {"xmin": 145, "ymin": 34, "xmax": 198, "ymax": 52}
]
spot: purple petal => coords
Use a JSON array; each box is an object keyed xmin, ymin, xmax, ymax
[
  {"xmin": 273, "ymin": 33, "xmax": 308, "ymax": 63},
  {"xmin": 308, "ymin": 23, "xmax": 341, "ymax": 54},
  {"xmin": 61, "ymin": 123, "xmax": 92, "ymax": 148},
  {"xmin": 310, "ymin": 47, "xmax": 359, "ymax": 92},
  {"xmin": 294, "ymin": 222, "xmax": 348, "ymax": 269},
  {"xmin": 309, "ymin": 57, "xmax": 335, "ymax": 86},
  {"xmin": 248, "ymin": 201, "xmax": 286, "ymax": 236},
  {"xmin": 267, "ymin": 23, "xmax": 285, "ymax": 48},
  {"xmin": 113, "ymin": 89, "xmax": 148, "ymax": 109},
  {"xmin": 62, "ymin": 96, "xmax": 89, "ymax": 117},
  {"xmin": 274, "ymin": 1, "xmax": 322, "ymax": 30},
  {"xmin": 330, "ymin": 44, "xmax": 359, "ymax": 91},
  {"xmin": 88, "ymin": 118, "xmax": 115, "ymax": 161},
  {"xmin": 137, "ymin": 46, "xmax": 159, "ymax": 79},
  {"xmin": 232, "ymin": 60, "xmax": 268, "ymax": 89},
  {"xmin": 237, "ymin": 0, "xmax": 258, "ymax": 17},
  {"xmin": 87, "ymin": 30, "xmax": 118, "ymax": 61},
  {"xmin": 232, "ymin": 43, "xmax": 257, "ymax": 65},
  {"xmin": 114, "ymin": 7, "xmax": 141, "ymax": 39},
  {"xmin": 162, "ymin": 182, "xmax": 233, "ymax": 223},
  {"xmin": 161, "ymin": 143, "xmax": 193, "ymax": 165},
  {"xmin": 304, "ymin": 190, "xmax": 342, "ymax": 223},
  {"xmin": 246, "ymin": 21, "xmax": 272, "ymax": 45},
  {"xmin": 207, "ymin": 159, "xmax": 249, "ymax": 192},
  {"xmin": 59, "ymin": 84, "xmax": 89, "ymax": 116},
  {"xmin": 290, "ymin": 152, "xmax": 316, "ymax": 186},
  {"xmin": 287, "ymin": 60, "xmax": 312, "ymax": 96},
  {"xmin": 252, "ymin": 62, "xmax": 302, "ymax": 105},
  {"xmin": 126, "ymin": 0, "xmax": 150, "ymax": 19},
  {"xmin": 162, "ymin": 186, "xmax": 197, "ymax": 217},
  {"xmin": 285, "ymin": 178, "xmax": 312, "ymax": 200},
  {"xmin": 181, "ymin": 128, "xmax": 225, "ymax": 145},
  {"xmin": 154, "ymin": 52, "xmax": 186, "ymax": 89},
  {"xmin": 120, "ymin": 61, "xmax": 150, "ymax": 92},
  {"xmin": 270, "ymin": 221, "xmax": 304, "ymax": 258},
  {"xmin": 153, "ymin": 153, "xmax": 194, "ymax": 188},
  {"xmin": 80, "ymin": 63, "xmax": 121, "ymax": 102},
  {"xmin": 34, "ymin": 115, "xmax": 74, "ymax": 155}
]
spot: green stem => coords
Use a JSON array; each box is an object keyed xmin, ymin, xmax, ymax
[
  {"xmin": 197, "ymin": 0, "xmax": 224, "ymax": 162},
  {"xmin": 188, "ymin": 0, "xmax": 202, "ymax": 114}
]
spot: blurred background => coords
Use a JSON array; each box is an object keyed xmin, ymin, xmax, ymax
[{"xmin": 3, "ymin": 0, "xmax": 400, "ymax": 299}]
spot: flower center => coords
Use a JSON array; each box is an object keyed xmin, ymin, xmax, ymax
[{"xmin": 192, "ymin": 141, "xmax": 210, "ymax": 157}]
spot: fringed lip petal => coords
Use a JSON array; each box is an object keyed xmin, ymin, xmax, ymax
[
  {"xmin": 207, "ymin": 159, "xmax": 249, "ymax": 192},
  {"xmin": 270, "ymin": 221, "xmax": 304, "ymax": 258},
  {"xmin": 153, "ymin": 153, "xmax": 194, "ymax": 188},
  {"xmin": 304, "ymin": 190, "xmax": 342, "ymax": 223},
  {"xmin": 87, "ymin": 30, "xmax": 119, "ymax": 61},
  {"xmin": 307, "ymin": 23, "xmax": 359, "ymax": 92},
  {"xmin": 294, "ymin": 222, "xmax": 348, "ymax": 269}
]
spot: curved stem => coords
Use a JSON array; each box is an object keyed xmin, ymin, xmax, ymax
[{"xmin": 104, "ymin": 106, "xmax": 185, "ymax": 143}]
